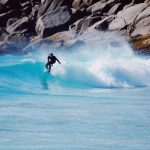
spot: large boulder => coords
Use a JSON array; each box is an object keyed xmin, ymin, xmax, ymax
[
  {"xmin": 38, "ymin": 0, "xmax": 72, "ymax": 17},
  {"xmin": 7, "ymin": 17, "xmax": 35, "ymax": 35},
  {"xmin": 87, "ymin": 2, "xmax": 109, "ymax": 13},
  {"xmin": 107, "ymin": 3, "xmax": 123, "ymax": 15},
  {"xmin": 83, "ymin": 0, "xmax": 99, "ymax": 6},
  {"xmin": 108, "ymin": 3, "xmax": 147, "ymax": 31},
  {"xmin": 7, "ymin": 18, "xmax": 19, "ymax": 27},
  {"xmin": 89, "ymin": 15, "xmax": 114, "ymax": 30},
  {"xmin": 47, "ymin": 31, "xmax": 76, "ymax": 43},
  {"xmin": 70, "ymin": 14, "xmax": 102, "ymax": 31},
  {"xmin": 135, "ymin": 5, "xmax": 150, "ymax": 22},
  {"xmin": 145, "ymin": 0, "xmax": 150, "ymax": 3},
  {"xmin": 131, "ymin": 5, "xmax": 150, "ymax": 37},
  {"xmin": 36, "ymin": 6, "xmax": 72, "ymax": 38},
  {"xmin": 131, "ymin": 16, "xmax": 150, "ymax": 37}
]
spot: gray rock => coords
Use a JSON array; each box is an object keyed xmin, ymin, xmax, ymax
[
  {"xmin": 87, "ymin": 2, "xmax": 108, "ymax": 13},
  {"xmin": 109, "ymin": 3, "xmax": 147, "ymax": 31},
  {"xmin": 47, "ymin": 31, "xmax": 76, "ymax": 43},
  {"xmin": 131, "ymin": 5, "xmax": 150, "ymax": 37},
  {"xmin": 26, "ymin": 30, "xmax": 78, "ymax": 51},
  {"xmin": 21, "ymin": 1, "xmax": 32, "ymax": 16},
  {"xmin": 90, "ymin": 15, "xmax": 114, "ymax": 30},
  {"xmin": 36, "ymin": 6, "xmax": 72, "ymax": 38},
  {"xmin": 0, "ymin": 27, "xmax": 8, "ymax": 42},
  {"xmin": 31, "ymin": 4, "xmax": 39, "ymax": 19},
  {"xmin": 38, "ymin": 0, "xmax": 71, "ymax": 18},
  {"xmin": 135, "ymin": 5, "xmax": 150, "ymax": 23},
  {"xmin": 0, "ymin": 9, "xmax": 21, "ymax": 27},
  {"xmin": 131, "ymin": 16, "xmax": 150, "ymax": 37},
  {"xmin": 7, "ymin": 18, "xmax": 19, "ymax": 27},
  {"xmin": 108, "ymin": 3, "xmax": 123, "ymax": 15},
  {"xmin": 145, "ymin": 0, "xmax": 150, "ymax": 3},
  {"xmin": 7, "ymin": 17, "xmax": 30, "ymax": 34},
  {"xmin": 72, "ymin": 0, "xmax": 101, "ymax": 9},
  {"xmin": 72, "ymin": 0, "xmax": 82, "ymax": 9},
  {"xmin": 22, "ymin": 6, "xmax": 32, "ymax": 17},
  {"xmin": 71, "ymin": 8, "xmax": 89, "ymax": 23},
  {"xmin": 70, "ymin": 15, "xmax": 102, "ymax": 31},
  {"xmin": 41, "ymin": 0, "xmax": 46, "ymax": 5}
]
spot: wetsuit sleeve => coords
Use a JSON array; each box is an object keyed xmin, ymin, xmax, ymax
[
  {"xmin": 48, "ymin": 56, "xmax": 51, "ymax": 62},
  {"xmin": 56, "ymin": 57, "xmax": 61, "ymax": 64}
]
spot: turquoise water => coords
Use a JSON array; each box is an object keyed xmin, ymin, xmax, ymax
[{"xmin": 0, "ymin": 41, "xmax": 150, "ymax": 149}]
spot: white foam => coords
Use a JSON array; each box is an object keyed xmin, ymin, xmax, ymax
[{"xmin": 26, "ymin": 31, "xmax": 150, "ymax": 88}]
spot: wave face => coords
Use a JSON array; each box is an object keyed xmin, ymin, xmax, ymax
[{"xmin": 0, "ymin": 34, "xmax": 150, "ymax": 95}]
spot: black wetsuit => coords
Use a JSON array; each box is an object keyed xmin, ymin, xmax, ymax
[{"xmin": 45, "ymin": 55, "xmax": 60, "ymax": 72}]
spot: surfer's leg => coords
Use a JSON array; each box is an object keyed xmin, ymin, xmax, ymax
[
  {"xmin": 48, "ymin": 64, "xmax": 52, "ymax": 72},
  {"xmin": 45, "ymin": 62, "xmax": 48, "ymax": 70}
]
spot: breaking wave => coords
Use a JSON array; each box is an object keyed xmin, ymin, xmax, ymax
[{"xmin": 0, "ymin": 39, "xmax": 150, "ymax": 95}]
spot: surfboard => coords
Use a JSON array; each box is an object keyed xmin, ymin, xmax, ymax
[{"xmin": 44, "ymin": 69, "xmax": 50, "ymax": 73}]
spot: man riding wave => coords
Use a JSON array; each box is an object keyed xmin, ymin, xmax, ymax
[{"xmin": 45, "ymin": 53, "xmax": 61, "ymax": 72}]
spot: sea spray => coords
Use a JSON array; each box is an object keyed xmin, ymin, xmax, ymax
[
  {"xmin": 0, "ymin": 31, "xmax": 150, "ymax": 95},
  {"xmin": 50, "ymin": 31, "xmax": 150, "ymax": 88}
]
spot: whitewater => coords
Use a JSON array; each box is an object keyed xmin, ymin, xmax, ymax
[{"xmin": 0, "ymin": 33, "xmax": 150, "ymax": 149}]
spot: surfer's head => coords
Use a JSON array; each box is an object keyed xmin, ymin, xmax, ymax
[{"xmin": 49, "ymin": 53, "xmax": 53, "ymax": 56}]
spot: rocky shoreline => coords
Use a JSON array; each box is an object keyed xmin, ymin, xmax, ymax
[{"xmin": 0, "ymin": 0, "xmax": 150, "ymax": 55}]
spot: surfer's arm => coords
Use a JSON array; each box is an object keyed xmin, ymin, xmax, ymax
[
  {"xmin": 48, "ymin": 56, "xmax": 51, "ymax": 62},
  {"xmin": 56, "ymin": 58, "xmax": 61, "ymax": 64}
]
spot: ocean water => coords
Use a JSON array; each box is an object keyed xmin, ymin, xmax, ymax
[{"xmin": 0, "ymin": 37, "xmax": 150, "ymax": 149}]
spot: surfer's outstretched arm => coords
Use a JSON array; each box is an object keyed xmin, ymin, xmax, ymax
[{"xmin": 56, "ymin": 58, "xmax": 61, "ymax": 64}]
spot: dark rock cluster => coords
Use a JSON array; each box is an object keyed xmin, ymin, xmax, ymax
[{"xmin": 0, "ymin": 0, "xmax": 150, "ymax": 54}]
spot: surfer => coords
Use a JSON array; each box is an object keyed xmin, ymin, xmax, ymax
[{"xmin": 45, "ymin": 53, "xmax": 61, "ymax": 72}]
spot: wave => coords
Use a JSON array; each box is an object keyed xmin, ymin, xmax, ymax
[
  {"xmin": 0, "ymin": 33, "xmax": 150, "ymax": 94},
  {"xmin": 0, "ymin": 56, "xmax": 150, "ymax": 95}
]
